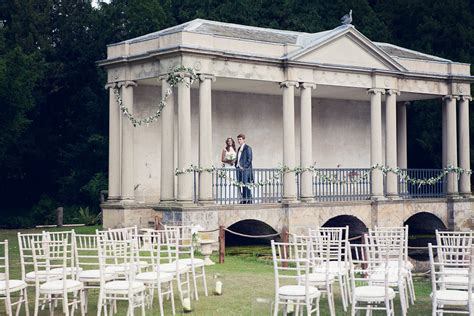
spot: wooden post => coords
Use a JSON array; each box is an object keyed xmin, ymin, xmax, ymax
[
  {"xmin": 281, "ymin": 227, "xmax": 289, "ymax": 268},
  {"xmin": 154, "ymin": 215, "xmax": 163, "ymax": 230},
  {"xmin": 361, "ymin": 233, "xmax": 368, "ymax": 271},
  {"xmin": 219, "ymin": 225, "xmax": 225, "ymax": 264},
  {"xmin": 56, "ymin": 207, "xmax": 63, "ymax": 227}
]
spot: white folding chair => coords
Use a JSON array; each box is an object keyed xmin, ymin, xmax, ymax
[
  {"xmin": 31, "ymin": 237, "xmax": 85, "ymax": 316},
  {"xmin": 0, "ymin": 240, "xmax": 29, "ymax": 316},
  {"xmin": 293, "ymin": 234, "xmax": 336, "ymax": 316},
  {"xmin": 374, "ymin": 225, "xmax": 416, "ymax": 304},
  {"xmin": 74, "ymin": 232, "xmax": 117, "ymax": 312},
  {"xmin": 134, "ymin": 232, "xmax": 176, "ymax": 315},
  {"xmin": 271, "ymin": 239, "xmax": 321, "ymax": 316},
  {"xmin": 428, "ymin": 243, "xmax": 474, "ymax": 315},
  {"xmin": 97, "ymin": 234, "xmax": 146, "ymax": 316},
  {"xmin": 349, "ymin": 243, "xmax": 396, "ymax": 316},
  {"xmin": 366, "ymin": 231, "xmax": 408, "ymax": 316},
  {"xmin": 165, "ymin": 225, "xmax": 208, "ymax": 300},
  {"xmin": 309, "ymin": 226, "xmax": 351, "ymax": 311}
]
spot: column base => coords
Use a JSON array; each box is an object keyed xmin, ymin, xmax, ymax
[
  {"xmin": 197, "ymin": 199, "xmax": 215, "ymax": 206},
  {"xmin": 300, "ymin": 197, "xmax": 315, "ymax": 203},
  {"xmin": 385, "ymin": 194, "xmax": 401, "ymax": 200},
  {"xmin": 460, "ymin": 192, "xmax": 472, "ymax": 198},
  {"xmin": 371, "ymin": 195, "xmax": 386, "ymax": 201},
  {"xmin": 282, "ymin": 197, "xmax": 299, "ymax": 204},
  {"xmin": 446, "ymin": 193, "xmax": 462, "ymax": 199},
  {"xmin": 120, "ymin": 199, "xmax": 136, "ymax": 206}
]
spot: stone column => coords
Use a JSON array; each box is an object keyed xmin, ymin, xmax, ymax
[
  {"xmin": 368, "ymin": 89, "xmax": 385, "ymax": 199},
  {"xmin": 281, "ymin": 81, "xmax": 299, "ymax": 202},
  {"xmin": 177, "ymin": 75, "xmax": 193, "ymax": 202},
  {"xmin": 442, "ymin": 100, "xmax": 447, "ymax": 168},
  {"xmin": 299, "ymin": 82, "xmax": 316, "ymax": 201},
  {"xmin": 119, "ymin": 81, "xmax": 137, "ymax": 201},
  {"xmin": 106, "ymin": 83, "xmax": 121, "ymax": 200},
  {"xmin": 160, "ymin": 77, "xmax": 175, "ymax": 202},
  {"xmin": 198, "ymin": 74, "xmax": 215, "ymax": 203},
  {"xmin": 459, "ymin": 96, "xmax": 472, "ymax": 196},
  {"xmin": 397, "ymin": 102, "xmax": 408, "ymax": 169},
  {"xmin": 385, "ymin": 90, "xmax": 399, "ymax": 198},
  {"xmin": 444, "ymin": 95, "xmax": 459, "ymax": 196}
]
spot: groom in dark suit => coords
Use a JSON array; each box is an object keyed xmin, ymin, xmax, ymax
[{"xmin": 235, "ymin": 134, "xmax": 253, "ymax": 204}]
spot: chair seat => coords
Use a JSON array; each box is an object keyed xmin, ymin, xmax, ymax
[
  {"xmin": 104, "ymin": 281, "xmax": 146, "ymax": 294},
  {"xmin": 51, "ymin": 267, "xmax": 83, "ymax": 275},
  {"xmin": 444, "ymin": 276, "xmax": 468, "ymax": 287},
  {"xmin": 177, "ymin": 258, "xmax": 205, "ymax": 267},
  {"xmin": 433, "ymin": 290, "xmax": 472, "ymax": 305},
  {"xmin": 354, "ymin": 286, "xmax": 396, "ymax": 302},
  {"xmin": 314, "ymin": 262, "xmax": 348, "ymax": 275},
  {"xmin": 0, "ymin": 280, "xmax": 27, "ymax": 294},
  {"xmin": 25, "ymin": 270, "xmax": 62, "ymax": 282},
  {"xmin": 298, "ymin": 273, "xmax": 335, "ymax": 286},
  {"xmin": 78, "ymin": 269, "xmax": 115, "ymax": 282},
  {"xmin": 158, "ymin": 262, "xmax": 189, "ymax": 274},
  {"xmin": 105, "ymin": 261, "xmax": 148, "ymax": 274},
  {"xmin": 40, "ymin": 280, "xmax": 83, "ymax": 294},
  {"xmin": 369, "ymin": 271, "xmax": 406, "ymax": 284},
  {"xmin": 136, "ymin": 272, "xmax": 174, "ymax": 284},
  {"xmin": 278, "ymin": 285, "xmax": 320, "ymax": 298},
  {"xmin": 444, "ymin": 268, "xmax": 468, "ymax": 276}
]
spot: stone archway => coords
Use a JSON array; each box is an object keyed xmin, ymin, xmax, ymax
[
  {"xmin": 322, "ymin": 215, "xmax": 369, "ymax": 241},
  {"xmin": 404, "ymin": 211, "xmax": 447, "ymax": 261},
  {"xmin": 225, "ymin": 219, "xmax": 279, "ymax": 246}
]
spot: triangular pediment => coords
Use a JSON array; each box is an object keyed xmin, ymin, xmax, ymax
[{"xmin": 288, "ymin": 26, "xmax": 406, "ymax": 72}]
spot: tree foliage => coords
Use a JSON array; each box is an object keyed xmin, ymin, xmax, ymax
[{"xmin": 0, "ymin": 0, "xmax": 473, "ymax": 227}]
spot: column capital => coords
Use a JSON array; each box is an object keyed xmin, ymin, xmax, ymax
[
  {"xmin": 117, "ymin": 80, "xmax": 137, "ymax": 88},
  {"xmin": 461, "ymin": 95, "xmax": 472, "ymax": 101},
  {"xmin": 402, "ymin": 101, "xmax": 410, "ymax": 107},
  {"xmin": 442, "ymin": 95, "xmax": 460, "ymax": 101},
  {"xmin": 299, "ymin": 82, "xmax": 316, "ymax": 89},
  {"xmin": 386, "ymin": 89, "xmax": 400, "ymax": 96},
  {"xmin": 104, "ymin": 82, "xmax": 117, "ymax": 90},
  {"xmin": 367, "ymin": 88, "xmax": 385, "ymax": 95},
  {"xmin": 198, "ymin": 73, "xmax": 216, "ymax": 82},
  {"xmin": 280, "ymin": 80, "xmax": 299, "ymax": 88}
]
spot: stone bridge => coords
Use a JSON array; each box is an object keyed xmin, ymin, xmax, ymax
[{"xmin": 103, "ymin": 198, "xmax": 474, "ymax": 236}]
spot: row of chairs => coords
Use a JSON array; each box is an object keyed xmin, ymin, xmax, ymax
[
  {"xmin": 0, "ymin": 226, "xmax": 209, "ymax": 316},
  {"xmin": 272, "ymin": 226, "xmax": 416, "ymax": 316}
]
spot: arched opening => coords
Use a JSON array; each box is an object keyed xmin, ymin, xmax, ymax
[
  {"xmin": 225, "ymin": 219, "xmax": 278, "ymax": 246},
  {"xmin": 322, "ymin": 215, "xmax": 368, "ymax": 242},
  {"xmin": 404, "ymin": 212, "xmax": 447, "ymax": 261}
]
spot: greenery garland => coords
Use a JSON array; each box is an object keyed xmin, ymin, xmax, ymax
[
  {"xmin": 175, "ymin": 164, "xmax": 472, "ymax": 188},
  {"xmin": 113, "ymin": 65, "xmax": 197, "ymax": 127}
]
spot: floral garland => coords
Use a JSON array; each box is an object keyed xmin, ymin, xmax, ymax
[
  {"xmin": 175, "ymin": 164, "xmax": 472, "ymax": 188},
  {"xmin": 113, "ymin": 65, "xmax": 198, "ymax": 127}
]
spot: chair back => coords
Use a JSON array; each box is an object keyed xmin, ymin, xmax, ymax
[
  {"xmin": 309, "ymin": 226, "xmax": 349, "ymax": 269},
  {"xmin": 31, "ymin": 238, "xmax": 70, "ymax": 292},
  {"xmin": 17, "ymin": 232, "xmax": 44, "ymax": 280},
  {"xmin": 436, "ymin": 230, "xmax": 472, "ymax": 266},
  {"xmin": 367, "ymin": 228, "xmax": 405, "ymax": 265},
  {"xmin": 97, "ymin": 232, "xmax": 138, "ymax": 292},
  {"xmin": 74, "ymin": 233, "xmax": 99, "ymax": 271},
  {"xmin": 271, "ymin": 240, "xmax": 312, "ymax": 296},
  {"xmin": 0, "ymin": 240, "xmax": 10, "ymax": 292},
  {"xmin": 349, "ymin": 243, "xmax": 392, "ymax": 299},
  {"xmin": 373, "ymin": 226, "xmax": 408, "ymax": 262},
  {"xmin": 165, "ymin": 226, "xmax": 195, "ymax": 260},
  {"xmin": 46, "ymin": 230, "xmax": 76, "ymax": 273}
]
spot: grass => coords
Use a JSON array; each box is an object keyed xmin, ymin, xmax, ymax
[{"xmin": 0, "ymin": 227, "xmax": 437, "ymax": 315}]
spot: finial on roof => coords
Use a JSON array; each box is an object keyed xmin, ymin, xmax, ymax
[{"xmin": 340, "ymin": 9, "xmax": 352, "ymax": 25}]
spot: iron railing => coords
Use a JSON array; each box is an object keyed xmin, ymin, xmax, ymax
[
  {"xmin": 191, "ymin": 167, "xmax": 447, "ymax": 203},
  {"xmin": 194, "ymin": 168, "xmax": 283, "ymax": 204},
  {"xmin": 398, "ymin": 169, "xmax": 446, "ymax": 199},
  {"xmin": 312, "ymin": 168, "xmax": 372, "ymax": 201}
]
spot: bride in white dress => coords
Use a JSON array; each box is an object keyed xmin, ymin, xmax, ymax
[{"xmin": 221, "ymin": 137, "xmax": 237, "ymax": 202}]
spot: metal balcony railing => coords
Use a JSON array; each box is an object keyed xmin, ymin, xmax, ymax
[{"xmin": 398, "ymin": 169, "xmax": 446, "ymax": 199}]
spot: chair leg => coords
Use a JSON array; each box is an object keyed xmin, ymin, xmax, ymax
[
  {"xmin": 273, "ymin": 296, "xmax": 279, "ymax": 316},
  {"xmin": 191, "ymin": 266, "xmax": 199, "ymax": 300},
  {"xmin": 201, "ymin": 266, "xmax": 208, "ymax": 296},
  {"xmin": 351, "ymin": 300, "xmax": 356, "ymax": 316},
  {"xmin": 141, "ymin": 292, "xmax": 146, "ymax": 316},
  {"xmin": 157, "ymin": 285, "xmax": 165, "ymax": 316},
  {"xmin": 64, "ymin": 293, "xmax": 70, "ymax": 316},
  {"xmin": 80, "ymin": 290, "xmax": 86, "ymax": 316},
  {"xmin": 328, "ymin": 286, "xmax": 336, "ymax": 316},
  {"xmin": 339, "ymin": 275, "xmax": 348, "ymax": 312},
  {"xmin": 5, "ymin": 293, "xmax": 12, "ymax": 316},
  {"xmin": 23, "ymin": 288, "xmax": 30, "ymax": 316},
  {"xmin": 34, "ymin": 292, "xmax": 40, "ymax": 316},
  {"xmin": 169, "ymin": 281, "xmax": 176, "ymax": 315}
]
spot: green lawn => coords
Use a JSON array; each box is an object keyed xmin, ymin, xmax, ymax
[{"xmin": 0, "ymin": 227, "xmax": 435, "ymax": 315}]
